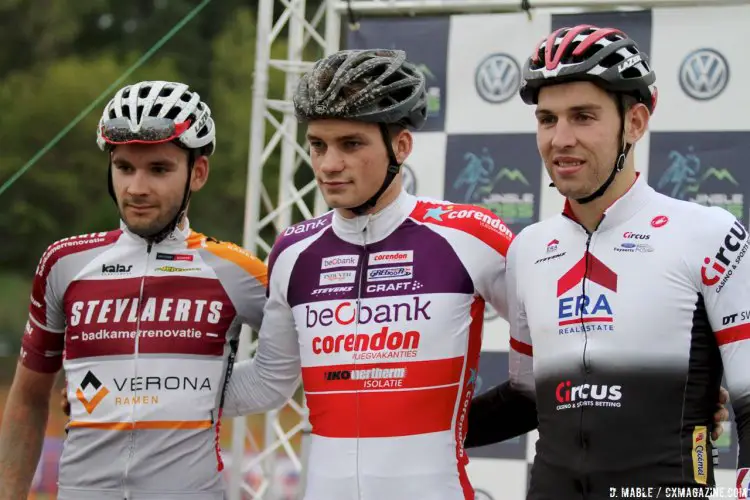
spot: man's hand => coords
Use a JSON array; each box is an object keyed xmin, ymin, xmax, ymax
[{"xmin": 712, "ymin": 386, "xmax": 730, "ymax": 441}]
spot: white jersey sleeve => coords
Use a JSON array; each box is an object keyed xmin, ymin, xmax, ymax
[
  {"xmin": 507, "ymin": 233, "xmax": 534, "ymax": 397},
  {"xmin": 223, "ymin": 237, "xmax": 302, "ymax": 417},
  {"xmin": 691, "ymin": 208, "xmax": 750, "ymax": 483}
]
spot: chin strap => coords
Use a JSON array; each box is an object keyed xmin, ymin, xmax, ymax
[
  {"xmin": 549, "ymin": 94, "xmax": 632, "ymax": 205},
  {"xmin": 349, "ymin": 123, "xmax": 401, "ymax": 216},
  {"xmin": 107, "ymin": 148, "xmax": 196, "ymax": 244}
]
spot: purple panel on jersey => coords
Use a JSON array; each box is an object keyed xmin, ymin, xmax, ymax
[
  {"xmin": 361, "ymin": 219, "xmax": 473, "ymax": 299},
  {"xmin": 286, "ymin": 218, "xmax": 474, "ymax": 308},
  {"xmin": 287, "ymin": 228, "xmax": 364, "ymax": 308},
  {"xmin": 268, "ymin": 212, "xmax": 333, "ymax": 273}
]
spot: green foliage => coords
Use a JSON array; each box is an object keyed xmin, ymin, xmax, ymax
[
  {"xmin": 0, "ymin": 0, "xmax": 296, "ymax": 346},
  {"xmin": 0, "ymin": 53, "xmax": 183, "ymax": 272},
  {"xmin": 0, "ymin": 273, "xmax": 31, "ymax": 358}
]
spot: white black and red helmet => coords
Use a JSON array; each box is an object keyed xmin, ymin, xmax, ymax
[{"xmin": 520, "ymin": 25, "xmax": 658, "ymax": 113}]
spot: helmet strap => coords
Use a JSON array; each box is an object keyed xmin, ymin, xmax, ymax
[
  {"xmin": 574, "ymin": 94, "xmax": 631, "ymax": 205},
  {"xmin": 349, "ymin": 123, "xmax": 401, "ymax": 216}
]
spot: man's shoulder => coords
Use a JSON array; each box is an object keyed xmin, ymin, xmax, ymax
[
  {"xmin": 36, "ymin": 229, "xmax": 123, "ymax": 278},
  {"xmin": 409, "ymin": 198, "xmax": 513, "ymax": 257},
  {"xmin": 645, "ymin": 191, "xmax": 739, "ymax": 236},
  {"xmin": 187, "ymin": 231, "xmax": 268, "ymax": 285},
  {"xmin": 270, "ymin": 212, "xmax": 334, "ymax": 263}
]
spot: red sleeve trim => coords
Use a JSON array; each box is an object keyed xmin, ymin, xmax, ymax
[
  {"xmin": 510, "ymin": 337, "xmax": 533, "ymax": 357},
  {"xmin": 716, "ymin": 323, "xmax": 750, "ymax": 346}
]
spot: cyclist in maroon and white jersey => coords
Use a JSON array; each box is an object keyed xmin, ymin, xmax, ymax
[{"xmin": 0, "ymin": 81, "xmax": 268, "ymax": 500}]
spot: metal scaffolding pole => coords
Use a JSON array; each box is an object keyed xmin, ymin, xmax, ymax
[{"xmin": 232, "ymin": 0, "xmax": 750, "ymax": 498}]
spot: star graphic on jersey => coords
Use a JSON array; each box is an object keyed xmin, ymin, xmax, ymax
[{"xmin": 425, "ymin": 206, "xmax": 450, "ymax": 221}]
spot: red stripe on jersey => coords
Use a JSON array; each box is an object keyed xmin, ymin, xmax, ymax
[
  {"xmin": 716, "ymin": 323, "xmax": 750, "ymax": 346},
  {"xmin": 30, "ymin": 231, "xmax": 122, "ymax": 328},
  {"xmin": 64, "ymin": 276, "xmax": 235, "ymax": 359},
  {"xmin": 557, "ymin": 252, "xmax": 618, "ymax": 297},
  {"xmin": 455, "ymin": 297, "xmax": 485, "ymax": 500},
  {"xmin": 305, "ymin": 385, "xmax": 460, "ymax": 438},
  {"xmin": 510, "ymin": 337, "xmax": 533, "ymax": 357},
  {"xmin": 301, "ymin": 357, "xmax": 464, "ymax": 393},
  {"xmin": 410, "ymin": 202, "xmax": 513, "ymax": 257},
  {"xmin": 20, "ymin": 321, "xmax": 64, "ymax": 373}
]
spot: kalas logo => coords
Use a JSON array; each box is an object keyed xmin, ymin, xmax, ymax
[
  {"xmin": 701, "ymin": 220, "xmax": 748, "ymax": 288},
  {"xmin": 556, "ymin": 252, "xmax": 617, "ymax": 332}
]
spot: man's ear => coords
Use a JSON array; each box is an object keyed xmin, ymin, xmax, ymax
[{"xmin": 190, "ymin": 156, "xmax": 209, "ymax": 192}]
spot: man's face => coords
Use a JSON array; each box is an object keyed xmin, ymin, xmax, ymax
[
  {"xmin": 111, "ymin": 142, "xmax": 195, "ymax": 237},
  {"xmin": 307, "ymin": 119, "xmax": 405, "ymax": 211},
  {"xmin": 535, "ymin": 81, "xmax": 623, "ymax": 200}
]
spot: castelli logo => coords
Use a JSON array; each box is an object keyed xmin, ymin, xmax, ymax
[{"xmin": 651, "ymin": 215, "xmax": 669, "ymax": 228}]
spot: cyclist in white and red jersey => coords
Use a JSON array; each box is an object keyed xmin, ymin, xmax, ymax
[
  {"xmin": 221, "ymin": 49, "xmax": 513, "ymax": 500},
  {"xmin": 0, "ymin": 80, "xmax": 268, "ymax": 500},
  {"xmin": 463, "ymin": 25, "xmax": 750, "ymax": 499}
]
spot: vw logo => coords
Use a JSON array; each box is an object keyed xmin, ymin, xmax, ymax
[
  {"xmin": 679, "ymin": 48, "xmax": 730, "ymax": 101},
  {"xmin": 475, "ymin": 53, "xmax": 521, "ymax": 104},
  {"xmin": 401, "ymin": 163, "xmax": 417, "ymax": 195}
]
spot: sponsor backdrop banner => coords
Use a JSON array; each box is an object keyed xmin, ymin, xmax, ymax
[{"xmin": 347, "ymin": 5, "xmax": 748, "ymax": 498}]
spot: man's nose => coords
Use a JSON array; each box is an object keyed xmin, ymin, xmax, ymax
[
  {"xmin": 551, "ymin": 120, "xmax": 577, "ymax": 150},
  {"xmin": 125, "ymin": 169, "xmax": 150, "ymax": 196},
  {"xmin": 318, "ymin": 148, "xmax": 345, "ymax": 174}
]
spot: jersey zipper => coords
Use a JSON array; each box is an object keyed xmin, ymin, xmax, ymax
[
  {"xmin": 121, "ymin": 241, "xmax": 153, "ymax": 499},
  {"xmin": 574, "ymin": 215, "xmax": 605, "ymax": 495},
  {"xmin": 355, "ymin": 224, "xmax": 369, "ymax": 500}
]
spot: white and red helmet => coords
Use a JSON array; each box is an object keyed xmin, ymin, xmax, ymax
[{"xmin": 520, "ymin": 25, "xmax": 658, "ymax": 113}]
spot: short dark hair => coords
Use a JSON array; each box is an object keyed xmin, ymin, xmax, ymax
[{"xmin": 607, "ymin": 92, "xmax": 644, "ymax": 116}]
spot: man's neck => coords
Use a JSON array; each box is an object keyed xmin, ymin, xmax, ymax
[{"xmin": 568, "ymin": 168, "xmax": 637, "ymax": 232}]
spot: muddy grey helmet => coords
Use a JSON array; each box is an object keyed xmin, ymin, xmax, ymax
[{"xmin": 294, "ymin": 49, "xmax": 428, "ymax": 214}]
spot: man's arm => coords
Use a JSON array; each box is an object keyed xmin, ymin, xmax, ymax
[
  {"xmin": 222, "ymin": 239, "xmax": 302, "ymax": 417},
  {"xmin": 464, "ymin": 380, "xmax": 537, "ymax": 448},
  {"xmin": 695, "ymin": 212, "xmax": 750, "ymax": 495},
  {"xmin": 465, "ymin": 234, "xmax": 537, "ymax": 448},
  {"xmin": 0, "ymin": 364, "xmax": 57, "ymax": 499}
]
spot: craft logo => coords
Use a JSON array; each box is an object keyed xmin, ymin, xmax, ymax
[
  {"xmin": 556, "ymin": 253, "xmax": 617, "ymax": 335},
  {"xmin": 656, "ymin": 146, "xmax": 743, "ymax": 221},
  {"xmin": 453, "ymin": 147, "xmax": 534, "ymax": 226}
]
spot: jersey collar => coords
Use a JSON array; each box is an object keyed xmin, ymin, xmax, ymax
[
  {"xmin": 118, "ymin": 217, "xmax": 192, "ymax": 247},
  {"xmin": 562, "ymin": 172, "xmax": 655, "ymax": 232},
  {"xmin": 332, "ymin": 189, "xmax": 417, "ymax": 245}
]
